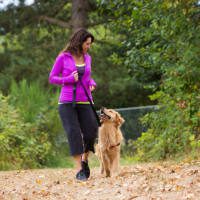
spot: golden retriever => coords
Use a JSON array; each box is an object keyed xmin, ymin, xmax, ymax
[{"xmin": 95, "ymin": 107, "xmax": 125, "ymax": 177}]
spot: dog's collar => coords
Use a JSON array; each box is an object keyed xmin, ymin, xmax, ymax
[{"xmin": 109, "ymin": 143, "xmax": 120, "ymax": 149}]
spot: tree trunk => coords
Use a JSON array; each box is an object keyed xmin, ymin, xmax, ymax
[{"xmin": 71, "ymin": 0, "xmax": 90, "ymax": 32}]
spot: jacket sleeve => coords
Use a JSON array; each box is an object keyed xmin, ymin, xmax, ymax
[
  {"xmin": 88, "ymin": 55, "xmax": 97, "ymax": 87},
  {"xmin": 49, "ymin": 54, "xmax": 75, "ymax": 85},
  {"xmin": 89, "ymin": 78, "xmax": 97, "ymax": 87}
]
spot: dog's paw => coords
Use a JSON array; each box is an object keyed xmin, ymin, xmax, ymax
[{"xmin": 105, "ymin": 170, "xmax": 111, "ymax": 177}]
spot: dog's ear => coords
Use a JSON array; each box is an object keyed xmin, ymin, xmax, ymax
[{"xmin": 115, "ymin": 113, "xmax": 125, "ymax": 127}]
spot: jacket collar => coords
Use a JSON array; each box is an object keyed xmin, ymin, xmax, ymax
[{"xmin": 63, "ymin": 51, "xmax": 89, "ymax": 60}]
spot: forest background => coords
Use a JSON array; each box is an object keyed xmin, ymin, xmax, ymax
[{"xmin": 0, "ymin": 0, "xmax": 200, "ymax": 170}]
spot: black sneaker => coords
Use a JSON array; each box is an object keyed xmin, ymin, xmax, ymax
[
  {"xmin": 81, "ymin": 161, "xmax": 90, "ymax": 178},
  {"xmin": 81, "ymin": 160, "xmax": 90, "ymax": 178},
  {"xmin": 76, "ymin": 169, "xmax": 87, "ymax": 181}
]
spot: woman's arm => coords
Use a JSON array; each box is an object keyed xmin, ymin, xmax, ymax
[
  {"xmin": 89, "ymin": 78, "xmax": 96, "ymax": 92},
  {"xmin": 49, "ymin": 54, "xmax": 75, "ymax": 85},
  {"xmin": 88, "ymin": 55, "xmax": 97, "ymax": 89},
  {"xmin": 89, "ymin": 78, "xmax": 97, "ymax": 87}
]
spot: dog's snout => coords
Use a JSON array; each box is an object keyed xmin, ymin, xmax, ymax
[
  {"xmin": 100, "ymin": 107, "xmax": 105, "ymax": 113},
  {"xmin": 101, "ymin": 107, "xmax": 105, "ymax": 111}
]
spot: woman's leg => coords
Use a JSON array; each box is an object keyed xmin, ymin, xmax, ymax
[
  {"xmin": 82, "ymin": 152, "xmax": 89, "ymax": 162},
  {"xmin": 76, "ymin": 104, "xmax": 98, "ymax": 178},
  {"xmin": 77, "ymin": 104, "xmax": 98, "ymax": 155},
  {"xmin": 58, "ymin": 104, "xmax": 84, "ymax": 172},
  {"xmin": 58, "ymin": 104, "xmax": 90, "ymax": 181},
  {"xmin": 73, "ymin": 154, "xmax": 82, "ymax": 171}
]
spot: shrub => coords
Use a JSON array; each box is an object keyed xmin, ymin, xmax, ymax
[{"xmin": 0, "ymin": 93, "xmax": 52, "ymax": 170}]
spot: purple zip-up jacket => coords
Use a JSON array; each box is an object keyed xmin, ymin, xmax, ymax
[{"xmin": 49, "ymin": 52, "xmax": 96, "ymax": 103}]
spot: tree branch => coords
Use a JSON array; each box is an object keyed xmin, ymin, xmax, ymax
[{"xmin": 39, "ymin": 15, "xmax": 71, "ymax": 28}]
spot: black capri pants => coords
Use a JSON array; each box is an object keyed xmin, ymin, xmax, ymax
[{"xmin": 58, "ymin": 103, "xmax": 98, "ymax": 156}]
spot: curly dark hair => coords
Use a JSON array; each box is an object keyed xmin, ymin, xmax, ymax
[{"xmin": 62, "ymin": 29, "xmax": 94, "ymax": 56}]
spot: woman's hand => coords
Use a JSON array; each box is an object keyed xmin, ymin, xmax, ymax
[
  {"xmin": 90, "ymin": 85, "xmax": 95, "ymax": 92},
  {"xmin": 72, "ymin": 71, "xmax": 78, "ymax": 82}
]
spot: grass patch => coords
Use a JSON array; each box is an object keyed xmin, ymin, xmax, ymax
[{"xmin": 45, "ymin": 151, "xmax": 139, "ymax": 169}]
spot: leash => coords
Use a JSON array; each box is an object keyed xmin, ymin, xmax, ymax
[
  {"xmin": 72, "ymin": 83, "xmax": 77, "ymax": 108},
  {"xmin": 79, "ymin": 79, "xmax": 101, "ymax": 127}
]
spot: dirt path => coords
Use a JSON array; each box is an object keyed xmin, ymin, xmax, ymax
[{"xmin": 1, "ymin": 160, "xmax": 200, "ymax": 200}]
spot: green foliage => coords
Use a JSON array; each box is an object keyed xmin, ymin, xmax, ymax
[
  {"xmin": 9, "ymin": 79, "xmax": 71, "ymax": 166},
  {"xmin": 0, "ymin": 27, "xmax": 69, "ymax": 93},
  {"xmin": 0, "ymin": 80, "xmax": 70, "ymax": 170},
  {"xmin": 90, "ymin": 26, "xmax": 153, "ymax": 108},
  {"xmin": 128, "ymin": 0, "xmax": 200, "ymax": 161},
  {"xmin": 10, "ymin": 79, "xmax": 48, "ymax": 122},
  {"xmin": 0, "ymin": 92, "xmax": 52, "ymax": 170},
  {"xmin": 98, "ymin": 0, "xmax": 200, "ymax": 160}
]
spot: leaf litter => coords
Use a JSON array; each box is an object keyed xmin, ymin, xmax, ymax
[{"xmin": 0, "ymin": 160, "xmax": 200, "ymax": 200}]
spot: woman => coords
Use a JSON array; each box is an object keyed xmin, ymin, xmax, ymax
[{"xmin": 49, "ymin": 29, "xmax": 98, "ymax": 181}]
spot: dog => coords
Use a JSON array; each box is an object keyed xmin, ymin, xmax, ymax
[{"xmin": 95, "ymin": 107, "xmax": 125, "ymax": 177}]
